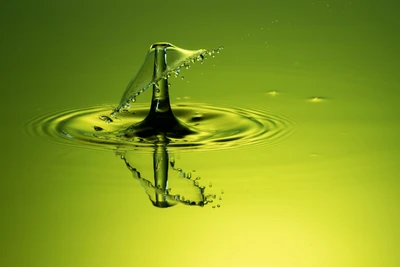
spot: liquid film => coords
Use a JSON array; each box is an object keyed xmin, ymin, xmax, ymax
[{"xmin": 115, "ymin": 43, "xmax": 223, "ymax": 113}]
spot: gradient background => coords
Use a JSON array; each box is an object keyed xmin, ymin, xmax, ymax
[{"xmin": 1, "ymin": 0, "xmax": 399, "ymax": 266}]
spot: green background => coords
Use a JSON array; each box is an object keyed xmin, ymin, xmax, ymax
[{"xmin": 1, "ymin": 1, "xmax": 399, "ymax": 266}]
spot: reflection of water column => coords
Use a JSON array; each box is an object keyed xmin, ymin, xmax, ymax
[{"xmin": 153, "ymin": 135, "xmax": 170, "ymax": 207}]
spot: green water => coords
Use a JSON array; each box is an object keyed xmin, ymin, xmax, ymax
[{"xmin": 1, "ymin": 1, "xmax": 399, "ymax": 266}]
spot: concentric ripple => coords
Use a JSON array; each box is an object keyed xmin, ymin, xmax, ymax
[{"xmin": 26, "ymin": 103, "xmax": 294, "ymax": 152}]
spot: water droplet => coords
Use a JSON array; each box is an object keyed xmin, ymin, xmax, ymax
[
  {"xmin": 181, "ymin": 76, "xmax": 184, "ymax": 80},
  {"xmin": 209, "ymin": 182, "xmax": 212, "ymax": 187},
  {"xmin": 156, "ymin": 89, "xmax": 160, "ymax": 93},
  {"xmin": 221, "ymin": 190, "xmax": 224, "ymax": 194},
  {"xmin": 99, "ymin": 115, "xmax": 113, "ymax": 123},
  {"xmin": 309, "ymin": 97, "xmax": 325, "ymax": 103},
  {"xmin": 212, "ymin": 205, "xmax": 216, "ymax": 208},
  {"xmin": 219, "ymin": 196, "xmax": 223, "ymax": 200},
  {"xmin": 187, "ymin": 172, "xmax": 192, "ymax": 179},
  {"xmin": 217, "ymin": 204, "xmax": 220, "ymax": 208},
  {"xmin": 267, "ymin": 91, "xmax": 278, "ymax": 96},
  {"xmin": 94, "ymin": 126, "xmax": 103, "ymax": 131}
]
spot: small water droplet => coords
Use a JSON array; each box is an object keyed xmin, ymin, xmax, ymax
[
  {"xmin": 212, "ymin": 205, "xmax": 216, "ymax": 208},
  {"xmin": 209, "ymin": 182, "xmax": 213, "ymax": 187},
  {"xmin": 221, "ymin": 190, "xmax": 224, "ymax": 194},
  {"xmin": 219, "ymin": 196, "xmax": 223, "ymax": 200},
  {"xmin": 309, "ymin": 97, "xmax": 325, "ymax": 103},
  {"xmin": 267, "ymin": 91, "xmax": 278, "ymax": 96},
  {"xmin": 99, "ymin": 115, "xmax": 113, "ymax": 123},
  {"xmin": 187, "ymin": 172, "xmax": 192, "ymax": 179},
  {"xmin": 217, "ymin": 204, "xmax": 220, "ymax": 208},
  {"xmin": 94, "ymin": 126, "xmax": 103, "ymax": 131},
  {"xmin": 156, "ymin": 89, "xmax": 160, "ymax": 93},
  {"xmin": 181, "ymin": 76, "xmax": 184, "ymax": 80}
]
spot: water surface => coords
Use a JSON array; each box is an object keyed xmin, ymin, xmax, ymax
[{"xmin": 1, "ymin": 1, "xmax": 399, "ymax": 266}]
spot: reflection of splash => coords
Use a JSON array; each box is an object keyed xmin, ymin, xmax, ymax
[
  {"xmin": 114, "ymin": 43, "xmax": 223, "ymax": 113},
  {"xmin": 118, "ymin": 151, "xmax": 220, "ymax": 208}
]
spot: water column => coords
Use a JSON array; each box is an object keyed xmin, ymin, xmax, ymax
[{"xmin": 149, "ymin": 43, "xmax": 173, "ymax": 208}]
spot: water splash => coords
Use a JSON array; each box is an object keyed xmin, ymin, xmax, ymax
[
  {"xmin": 25, "ymin": 42, "xmax": 294, "ymax": 208},
  {"xmin": 114, "ymin": 42, "xmax": 223, "ymax": 113}
]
